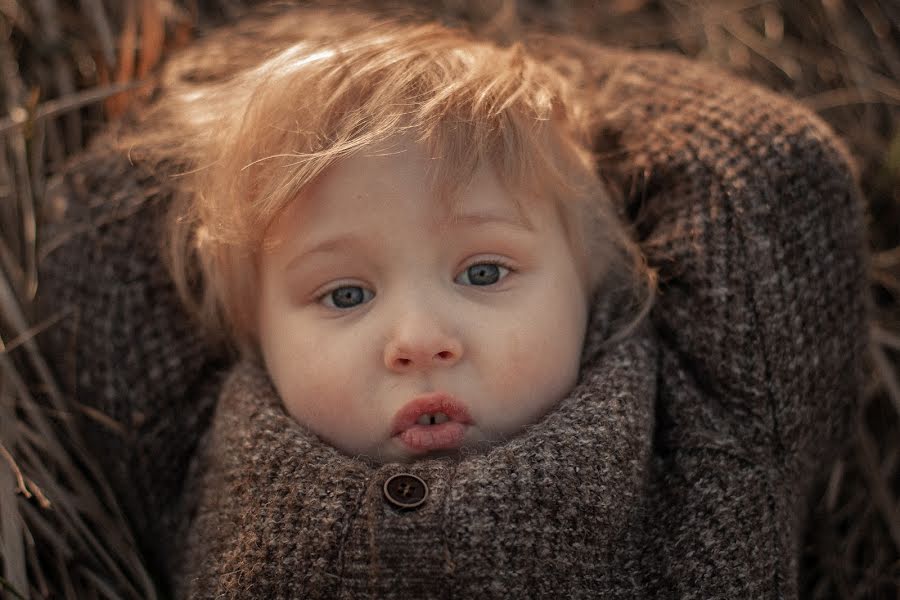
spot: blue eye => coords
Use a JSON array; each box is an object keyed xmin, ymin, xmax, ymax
[
  {"xmin": 322, "ymin": 285, "xmax": 373, "ymax": 309},
  {"xmin": 456, "ymin": 262, "xmax": 511, "ymax": 286}
]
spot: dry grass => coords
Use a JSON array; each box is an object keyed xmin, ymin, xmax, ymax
[{"xmin": 0, "ymin": 1, "xmax": 897, "ymax": 598}]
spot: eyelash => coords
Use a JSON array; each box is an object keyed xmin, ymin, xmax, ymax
[{"xmin": 315, "ymin": 258, "xmax": 517, "ymax": 310}]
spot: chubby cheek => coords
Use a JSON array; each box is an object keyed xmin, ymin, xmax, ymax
[
  {"xmin": 484, "ymin": 322, "xmax": 582, "ymax": 432},
  {"xmin": 265, "ymin": 331, "xmax": 362, "ymax": 449}
]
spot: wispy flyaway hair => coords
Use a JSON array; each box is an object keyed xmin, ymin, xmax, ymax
[{"xmin": 122, "ymin": 7, "xmax": 655, "ymax": 354}]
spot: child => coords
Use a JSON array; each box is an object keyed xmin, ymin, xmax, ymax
[
  {"xmin": 38, "ymin": 4, "xmax": 869, "ymax": 598},
  {"xmin": 132, "ymin": 14, "xmax": 654, "ymax": 464}
]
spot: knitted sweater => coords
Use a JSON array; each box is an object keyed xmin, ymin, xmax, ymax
[{"xmin": 37, "ymin": 26, "xmax": 869, "ymax": 600}]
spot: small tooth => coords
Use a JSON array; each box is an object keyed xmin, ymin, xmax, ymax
[
  {"xmin": 433, "ymin": 412, "xmax": 450, "ymax": 424},
  {"xmin": 416, "ymin": 414, "xmax": 432, "ymax": 426}
]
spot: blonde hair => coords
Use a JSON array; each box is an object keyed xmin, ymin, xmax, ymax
[{"xmin": 122, "ymin": 7, "xmax": 655, "ymax": 356}]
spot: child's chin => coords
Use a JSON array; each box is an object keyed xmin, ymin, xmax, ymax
[
  {"xmin": 355, "ymin": 440, "xmax": 466, "ymax": 465},
  {"xmin": 351, "ymin": 431, "xmax": 502, "ymax": 465}
]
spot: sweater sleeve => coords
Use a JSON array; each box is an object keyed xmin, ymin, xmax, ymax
[
  {"xmin": 591, "ymin": 53, "xmax": 870, "ymax": 479},
  {"xmin": 35, "ymin": 144, "xmax": 230, "ymax": 591}
]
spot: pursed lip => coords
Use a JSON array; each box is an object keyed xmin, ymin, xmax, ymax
[{"xmin": 390, "ymin": 392, "xmax": 474, "ymax": 436}]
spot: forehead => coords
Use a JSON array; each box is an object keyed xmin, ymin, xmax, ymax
[{"xmin": 267, "ymin": 139, "xmax": 543, "ymax": 243}]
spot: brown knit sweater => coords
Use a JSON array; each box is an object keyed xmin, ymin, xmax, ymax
[{"xmin": 37, "ymin": 21, "xmax": 869, "ymax": 600}]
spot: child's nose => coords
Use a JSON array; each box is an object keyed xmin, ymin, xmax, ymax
[{"xmin": 383, "ymin": 311, "xmax": 463, "ymax": 373}]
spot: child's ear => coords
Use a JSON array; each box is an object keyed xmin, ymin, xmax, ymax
[
  {"xmin": 226, "ymin": 264, "xmax": 261, "ymax": 351},
  {"xmin": 239, "ymin": 292, "xmax": 261, "ymax": 339},
  {"xmin": 232, "ymin": 314, "xmax": 261, "ymax": 363}
]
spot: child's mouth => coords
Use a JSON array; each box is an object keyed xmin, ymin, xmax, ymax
[
  {"xmin": 391, "ymin": 393, "xmax": 473, "ymax": 452},
  {"xmin": 396, "ymin": 421, "xmax": 468, "ymax": 452}
]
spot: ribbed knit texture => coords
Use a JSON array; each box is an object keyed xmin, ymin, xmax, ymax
[
  {"xmin": 37, "ymin": 25, "xmax": 869, "ymax": 600},
  {"xmin": 37, "ymin": 150, "xmax": 231, "ymax": 587}
]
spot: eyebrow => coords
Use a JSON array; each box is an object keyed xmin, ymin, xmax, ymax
[
  {"xmin": 284, "ymin": 211, "xmax": 534, "ymax": 273},
  {"xmin": 284, "ymin": 233, "xmax": 371, "ymax": 273},
  {"xmin": 440, "ymin": 210, "xmax": 534, "ymax": 232}
]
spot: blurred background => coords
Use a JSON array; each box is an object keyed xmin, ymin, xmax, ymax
[{"xmin": 0, "ymin": 1, "xmax": 897, "ymax": 598}]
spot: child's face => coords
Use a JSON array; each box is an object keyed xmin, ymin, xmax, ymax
[{"xmin": 255, "ymin": 138, "xmax": 590, "ymax": 463}]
